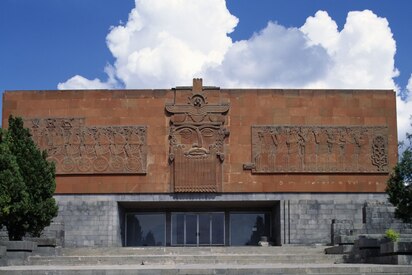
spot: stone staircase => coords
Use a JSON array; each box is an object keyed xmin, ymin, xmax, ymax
[
  {"xmin": 326, "ymin": 233, "xmax": 412, "ymax": 265},
  {"xmin": 1, "ymin": 246, "xmax": 411, "ymax": 274}
]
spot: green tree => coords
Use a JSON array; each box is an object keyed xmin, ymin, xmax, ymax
[
  {"xmin": 1, "ymin": 115, "xmax": 58, "ymax": 239},
  {"xmin": 0, "ymin": 129, "xmax": 30, "ymax": 240},
  {"xmin": 386, "ymin": 127, "xmax": 412, "ymax": 223}
]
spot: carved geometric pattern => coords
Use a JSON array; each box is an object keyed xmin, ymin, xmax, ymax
[
  {"xmin": 167, "ymin": 79, "xmax": 229, "ymax": 192},
  {"xmin": 24, "ymin": 117, "xmax": 147, "ymax": 174},
  {"xmin": 246, "ymin": 125, "xmax": 389, "ymax": 173}
]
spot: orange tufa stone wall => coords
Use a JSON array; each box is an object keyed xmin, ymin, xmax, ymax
[{"xmin": 2, "ymin": 82, "xmax": 397, "ymax": 194}]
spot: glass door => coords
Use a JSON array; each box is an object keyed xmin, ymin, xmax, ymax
[
  {"xmin": 198, "ymin": 213, "xmax": 211, "ymax": 245},
  {"xmin": 211, "ymin": 213, "xmax": 224, "ymax": 245},
  {"xmin": 171, "ymin": 212, "xmax": 224, "ymax": 246},
  {"xmin": 185, "ymin": 214, "xmax": 198, "ymax": 245}
]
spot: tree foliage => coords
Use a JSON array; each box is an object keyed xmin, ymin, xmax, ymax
[
  {"xmin": 0, "ymin": 129, "xmax": 30, "ymax": 240},
  {"xmin": 0, "ymin": 116, "xmax": 58, "ymax": 240},
  {"xmin": 386, "ymin": 127, "xmax": 412, "ymax": 223}
]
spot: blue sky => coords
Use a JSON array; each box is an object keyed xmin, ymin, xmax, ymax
[{"xmin": 1, "ymin": 0, "xmax": 411, "ymax": 140}]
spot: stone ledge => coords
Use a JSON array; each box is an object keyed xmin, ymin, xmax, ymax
[
  {"xmin": 325, "ymin": 245, "xmax": 353, "ymax": 254},
  {"xmin": 0, "ymin": 241, "xmax": 37, "ymax": 252},
  {"xmin": 371, "ymin": 254, "xmax": 412, "ymax": 265},
  {"xmin": 380, "ymin": 242, "xmax": 412, "ymax": 255},
  {"xmin": 24, "ymin": 237, "xmax": 57, "ymax": 247},
  {"xmin": 356, "ymin": 237, "xmax": 382, "ymax": 249},
  {"xmin": 334, "ymin": 235, "xmax": 357, "ymax": 245}
]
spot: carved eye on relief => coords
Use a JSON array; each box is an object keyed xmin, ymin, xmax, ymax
[
  {"xmin": 201, "ymin": 128, "xmax": 215, "ymax": 137},
  {"xmin": 179, "ymin": 129, "xmax": 193, "ymax": 140}
]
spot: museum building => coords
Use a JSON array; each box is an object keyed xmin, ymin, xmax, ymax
[{"xmin": 2, "ymin": 79, "xmax": 397, "ymax": 247}]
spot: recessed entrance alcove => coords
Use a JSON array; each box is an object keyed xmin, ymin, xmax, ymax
[{"xmin": 119, "ymin": 200, "xmax": 281, "ymax": 247}]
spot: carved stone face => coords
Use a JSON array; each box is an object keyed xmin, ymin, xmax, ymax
[
  {"xmin": 166, "ymin": 85, "xmax": 229, "ymax": 193},
  {"xmin": 181, "ymin": 129, "xmax": 197, "ymax": 146},
  {"xmin": 174, "ymin": 126, "xmax": 218, "ymax": 156}
]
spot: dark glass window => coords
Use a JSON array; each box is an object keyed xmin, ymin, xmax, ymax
[
  {"xmin": 126, "ymin": 213, "xmax": 165, "ymax": 246},
  {"xmin": 230, "ymin": 212, "xmax": 271, "ymax": 246}
]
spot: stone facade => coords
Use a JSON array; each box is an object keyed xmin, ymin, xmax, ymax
[
  {"xmin": 3, "ymin": 79, "xmax": 397, "ymax": 194},
  {"xmin": 2, "ymin": 79, "xmax": 399, "ymax": 247}
]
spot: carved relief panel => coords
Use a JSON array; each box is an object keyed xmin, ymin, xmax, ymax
[
  {"xmin": 24, "ymin": 118, "xmax": 147, "ymax": 174},
  {"xmin": 244, "ymin": 125, "xmax": 389, "ymax": 173},
  {"xmin": 166, "ymin": 79, "xmax": 229, "ymax": 192}
]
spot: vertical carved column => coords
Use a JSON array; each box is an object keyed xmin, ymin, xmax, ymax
[{"xmin": 166, "ymin": 79, "xmax": 229, "ymax": 192}]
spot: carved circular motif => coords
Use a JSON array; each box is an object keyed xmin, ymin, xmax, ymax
[
  {"xmin": 109, "ymin": 156, "xmax": 124, "ymax": 172},
  {"xmin": 77, "ymin": 157, "xmax": 92, "ymax": 172},
  {"xmin": 125, "ymin": 157, "xmax": 141, "ymax": 172},
  {"xmin": 93, "ymin": 156, "xmax": 109, "ymax": 172},
  {"xmin": 62, "ymin": 157, "xmax": 75, "ymax": 172}
]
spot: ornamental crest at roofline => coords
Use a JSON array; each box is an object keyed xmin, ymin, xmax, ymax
[{"xmin": 165, "ymin": 91, "xmax": 229, "ymax": 126}]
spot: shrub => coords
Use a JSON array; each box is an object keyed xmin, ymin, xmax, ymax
[{"xmin": 385, "ymin": 229, "xmax": 400, "ymax": 242}]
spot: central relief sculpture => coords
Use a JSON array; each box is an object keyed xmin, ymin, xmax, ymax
[{"xmin": 166, "ymin": 79, "xmax": 229, "ymax": 192}]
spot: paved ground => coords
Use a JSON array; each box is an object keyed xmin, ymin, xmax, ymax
[{"xmin": 1, "ymin": 263, "xmax": 411, "ymax": 270}]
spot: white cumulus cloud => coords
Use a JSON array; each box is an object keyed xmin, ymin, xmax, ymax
[
  {"xmin": 57, "ymin": 65, "xmax": 118, "ymax": 89},
  {"xmin": 58, "ymin": 1, "xmax": 411, "ymax": 143},
  {"xmin": 204, "ymin": 22, "xmax": 330, "ymax": 88},
  {"xmin": 107, "ymin": 0, "xmax": 237, "ymax": 88},
  {"xmin": 300, "ymin": 10, "xmax": 398, "ymax": 89},
  {"xmin": 397, "ymin": 74, "xmax": 412, "ymax": 143},
  {"xmin": 59, "ymin": 0, "xmax": 237, "ymax": 89},
  {"xmin": 57, "ymin": 76, "xmax": 111, "ymax": 90}
]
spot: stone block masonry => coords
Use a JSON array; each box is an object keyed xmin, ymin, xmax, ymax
[
  {"xmin": 53, "ymin": 193, "xmax": 390, "ymax": 247},
  {"xmin": 53, "ymin": 196, "xmax": 121, "ymax": 247}
]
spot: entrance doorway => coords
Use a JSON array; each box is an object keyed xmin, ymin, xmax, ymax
[
  {"xmin": 121, "ymin": 201, "xmax": 281, "ymax": 246},
  {"xmin": 171, "ymin": 212, "xmax": 224, "ymax": 246}
]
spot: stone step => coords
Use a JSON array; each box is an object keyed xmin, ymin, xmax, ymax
[
  {"xmin": 61, "ymin": 245, "xmax": 328, "ymax": 256},
  {"xmin": 27, "ymin": 253, "xmax": 343, "ymax": 266},
  {"xmin": 1, "ymin": 263, "xmax": 411, "ymax": 275}
]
